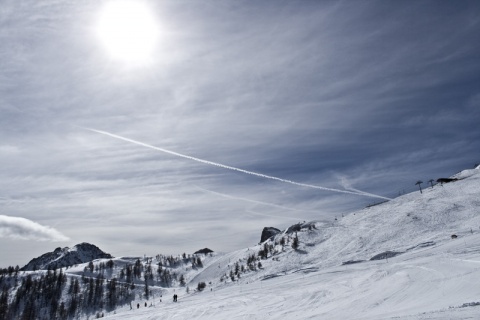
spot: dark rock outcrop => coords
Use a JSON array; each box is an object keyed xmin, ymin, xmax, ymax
[
  {"xmin": 284, "ymin": 221, "xmax": 319, "ymax": 235},
  {"xmin": 260, "ymin": 227, "xmax": 281, "ymax": 243},
  {"xmin": 22, "ymin": 242, "xmax": 112, "ymax": 271},
  {"xmin": 437, "ymin": 178, "xmax": 458, "ymax": 184},
  {"xmin": 370, "ymin": 251, "xmax": 403, "ymax": 261},
  {"xmin": 194, "ymin": 248, "xmax": 213, "ymax": 255},
  {"xmin": 286, "ymin": 223, "xmax": 302, "ymax": 234},
  {"xmin": 342, "ymin": 260, "xmax": 365, "ymax": 265}
]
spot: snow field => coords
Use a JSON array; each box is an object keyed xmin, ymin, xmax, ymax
[{"xmin": 97, "ymin": 167, "xmax": 480, "ymax": 319}]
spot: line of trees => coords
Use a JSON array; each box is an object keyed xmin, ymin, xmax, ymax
[
  {"xmin": 0, "ymin": 265, "xmax": 136, "ymax": 319},
  {"xmin": 0, "ymin": 252, "xmax": 210, "ymax": 319},
  {"xmin": 0, "ymin": 260, "xmax": 151, "ymax": 320}
]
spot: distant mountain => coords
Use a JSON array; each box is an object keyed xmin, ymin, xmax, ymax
[{"xmin": 21, "ymin": 242, "xmax": 113, "ymax": 271}]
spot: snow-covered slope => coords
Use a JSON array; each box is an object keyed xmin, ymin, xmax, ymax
[
  {"xmin": 106, "ymin": 234, "xmax": 480, "ymax": 320},
  {"xmin": 99, "ymin": 166, "xmax": 480, "ymax": 319},
  {"xmin": 5, "ymin": 166, "xmax": 480, "ymax": 319},
  {"xmin": 174, "ymin": 167, "xmax": 480, "ymax": 287}
]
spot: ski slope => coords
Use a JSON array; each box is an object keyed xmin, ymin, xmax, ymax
[
  {"xmin": 105, "ymin": 234, "xmax": 480, "ymax": 319},
  {"xmin": 93, "ymin": 166, "xmax": 480, "ymax": 319}
]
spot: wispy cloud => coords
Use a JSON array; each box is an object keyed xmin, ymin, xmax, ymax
[
  {"xmin": 0, "ymin": 0, "xmax": 479, "ymax": 266},
  {"xmin": 84, "ymin": 127, "xmax": 391, "ymax": 200},
  {"xmin": 195, "ymin": 185, "xmax": 317, "ymax": 214},
  {"xmin": 0, "ymin": 215, "xmax": 69, "ymax": 241}
]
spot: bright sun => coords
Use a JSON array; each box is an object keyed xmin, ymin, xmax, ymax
[{"xmin": 96, "ymin": 0, "xmax": 159, "ymax": 64}]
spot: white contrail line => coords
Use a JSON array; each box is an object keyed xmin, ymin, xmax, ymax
[
  {"xmin": 338, "ymin": 176, "xmax": 392, "ymax": 201},
  {"xmin": 83, "ymin": 127, "xmax": 392, "ymax": 200},
  {"xmin": 245, "ymin": 210, "xmax": 303, "ymax": 221},
  {"xmin": 194, "ymin": 186, "xmax": 317, "ymax": 213},
  {"xmin": 344, "ymin": 186, "xmax": 392, "ymax": 201}
]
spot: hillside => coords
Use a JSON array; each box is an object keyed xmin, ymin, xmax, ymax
[{"xmin": 1, "ymin": 166, "xmax": 480, "ymax": 319}]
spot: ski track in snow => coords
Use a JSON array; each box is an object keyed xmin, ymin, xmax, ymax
[{"xmin": 100, "ymin": 168, "xmax": 480, "ymax": 319}]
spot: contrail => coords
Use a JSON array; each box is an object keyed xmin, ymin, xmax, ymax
[
  {"xmin": 195, "ymin": 186, "xmax": 318, "ymax": 213},
  {"xmin": 83, "ymin": 127, "xmax": 392, "ymax": 200},
  {"xmin": 338, "ymin": 175, "xmax": 391, "ymax": 200},
  {"xmin": 245, "ymin": 210, "xmax": 301, "ymax": 221}
]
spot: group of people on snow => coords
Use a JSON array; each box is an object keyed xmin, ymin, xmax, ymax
[{"xmin": 130, "ymin": 293, "xmax": 178, "ymax": 311}]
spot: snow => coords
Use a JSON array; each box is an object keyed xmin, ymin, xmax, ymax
[
  {"xmin": 84, "ymin": 166, "xmax": 480, "ymax": 319},
  {"xmin": 104, "ymin": 236, "xmax": 480, "ymax": 319},
  {"xmin": 13, "ymin": 167, "xmax": 480, "ymax": 319}
]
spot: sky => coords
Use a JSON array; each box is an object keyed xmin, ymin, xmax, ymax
[{"xmin": 0, "ymin": 0, "xmax": 479, "ymax": 267}]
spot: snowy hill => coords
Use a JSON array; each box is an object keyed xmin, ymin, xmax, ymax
[
  {"xmin": 2, "ymin": 166, "xmax": 480, "ymax": 319},
  {"xmin": 21, "ymin": 242, "xmax": 113, "ymax": 271},
  {"xmin": 103, "ymin": 166, "xmax": 480, "ymax": 319}
]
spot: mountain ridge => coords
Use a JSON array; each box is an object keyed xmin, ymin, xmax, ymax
[{"xmin": 21, "ymin": 242, "xmax": 112, "ymax": 271}]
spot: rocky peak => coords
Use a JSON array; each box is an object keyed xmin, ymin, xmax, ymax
[
  {"xmin": 21, "ymin": 242, "xmax": 113, "ymax": 271},
  {"xmin": 260, "ymin": 227, "xmax": 281, "ymax": 243},
  {"xmin": 194, "ymin": 248, "xmax": 214, "ymax": 255}
]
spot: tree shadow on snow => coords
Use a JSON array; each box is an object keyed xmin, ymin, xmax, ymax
[{"xmin": 295, "ymin": 249, "xmax": 308, "ymax": 254}]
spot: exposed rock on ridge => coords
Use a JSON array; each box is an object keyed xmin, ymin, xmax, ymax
[
  {"xmin": 260, "ymin": 227, "xmax": 281, "ymax": 243},
  {"xmin": 194, "ymin": 248, "xmax": 214, "ymax": 255},
  {"xmin": 21, "ymin": 242, "xmax": 112, "ymax": 271}
]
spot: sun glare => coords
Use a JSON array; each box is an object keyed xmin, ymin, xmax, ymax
[{"xmin": 96, "ymin": 1, "xmax": 159, "ymax": 64}]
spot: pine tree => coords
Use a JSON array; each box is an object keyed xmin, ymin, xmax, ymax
[
  {"xmin": 20, "ymin": 297, "xmax": 36, "ymax": 320},
  {"xmin": 263, "ymin": 242, "xmax": 269, "ymax": 258},
  {"xmin": 292, "ymin": 232, "xmax": 299, "ymax": 250},
  {"xmin": 107, "ymin": 278, "xmax": 117, "ymax": 309},
  {"xmin": 179, "ymin": 274, "xmax": 186, "ymax": 286},
  {"xmin": 0, "ymin": 288, "xmax": 9, "ymax": 320},
  {"xmin": 197, "ymin": 282, "xmax": 206, "ymax": 291},
  {"xmin": 49, "ymin": 297, "xmax": 58, "ymax": 320},
  {"xmin": 94, "ymin": 274, "xmax": 104, "ymax": 307},
  {"xmin": 106, "ymin": 259, "xmax": 114, "ymax": 270},
  {"xmin": 144, "ymin": 274, "xmax": 150, "ymax": 300},
  {"xmin": 234, "ymin": 262, "xmax": 240, "ymax": 276},
  {"xmin": 68, "ymin": 296, "xmax": 78, "ymax": 317},
  {"xmin": 58, "ymin": 302, "xmax": 67, "ymax": 319}
]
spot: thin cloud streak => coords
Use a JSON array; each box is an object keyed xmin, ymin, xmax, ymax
[
  {"xmin": 195, "ymin": 186, "xmax": 317, "ymax": 214},
  {"xmin": 83, "ymin": 127, "xmax": 392, "ymax": 201},
  {"xmin": 0, "ymin": 215, "xmax": 70, "ymax": 242},
  {"xmin": 244, "ymin": 210, "xmax": 303, "ymax": 222},
  {"xmin": 1, "ymin": 0, "xmax": 479, "ymax": 267}
]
